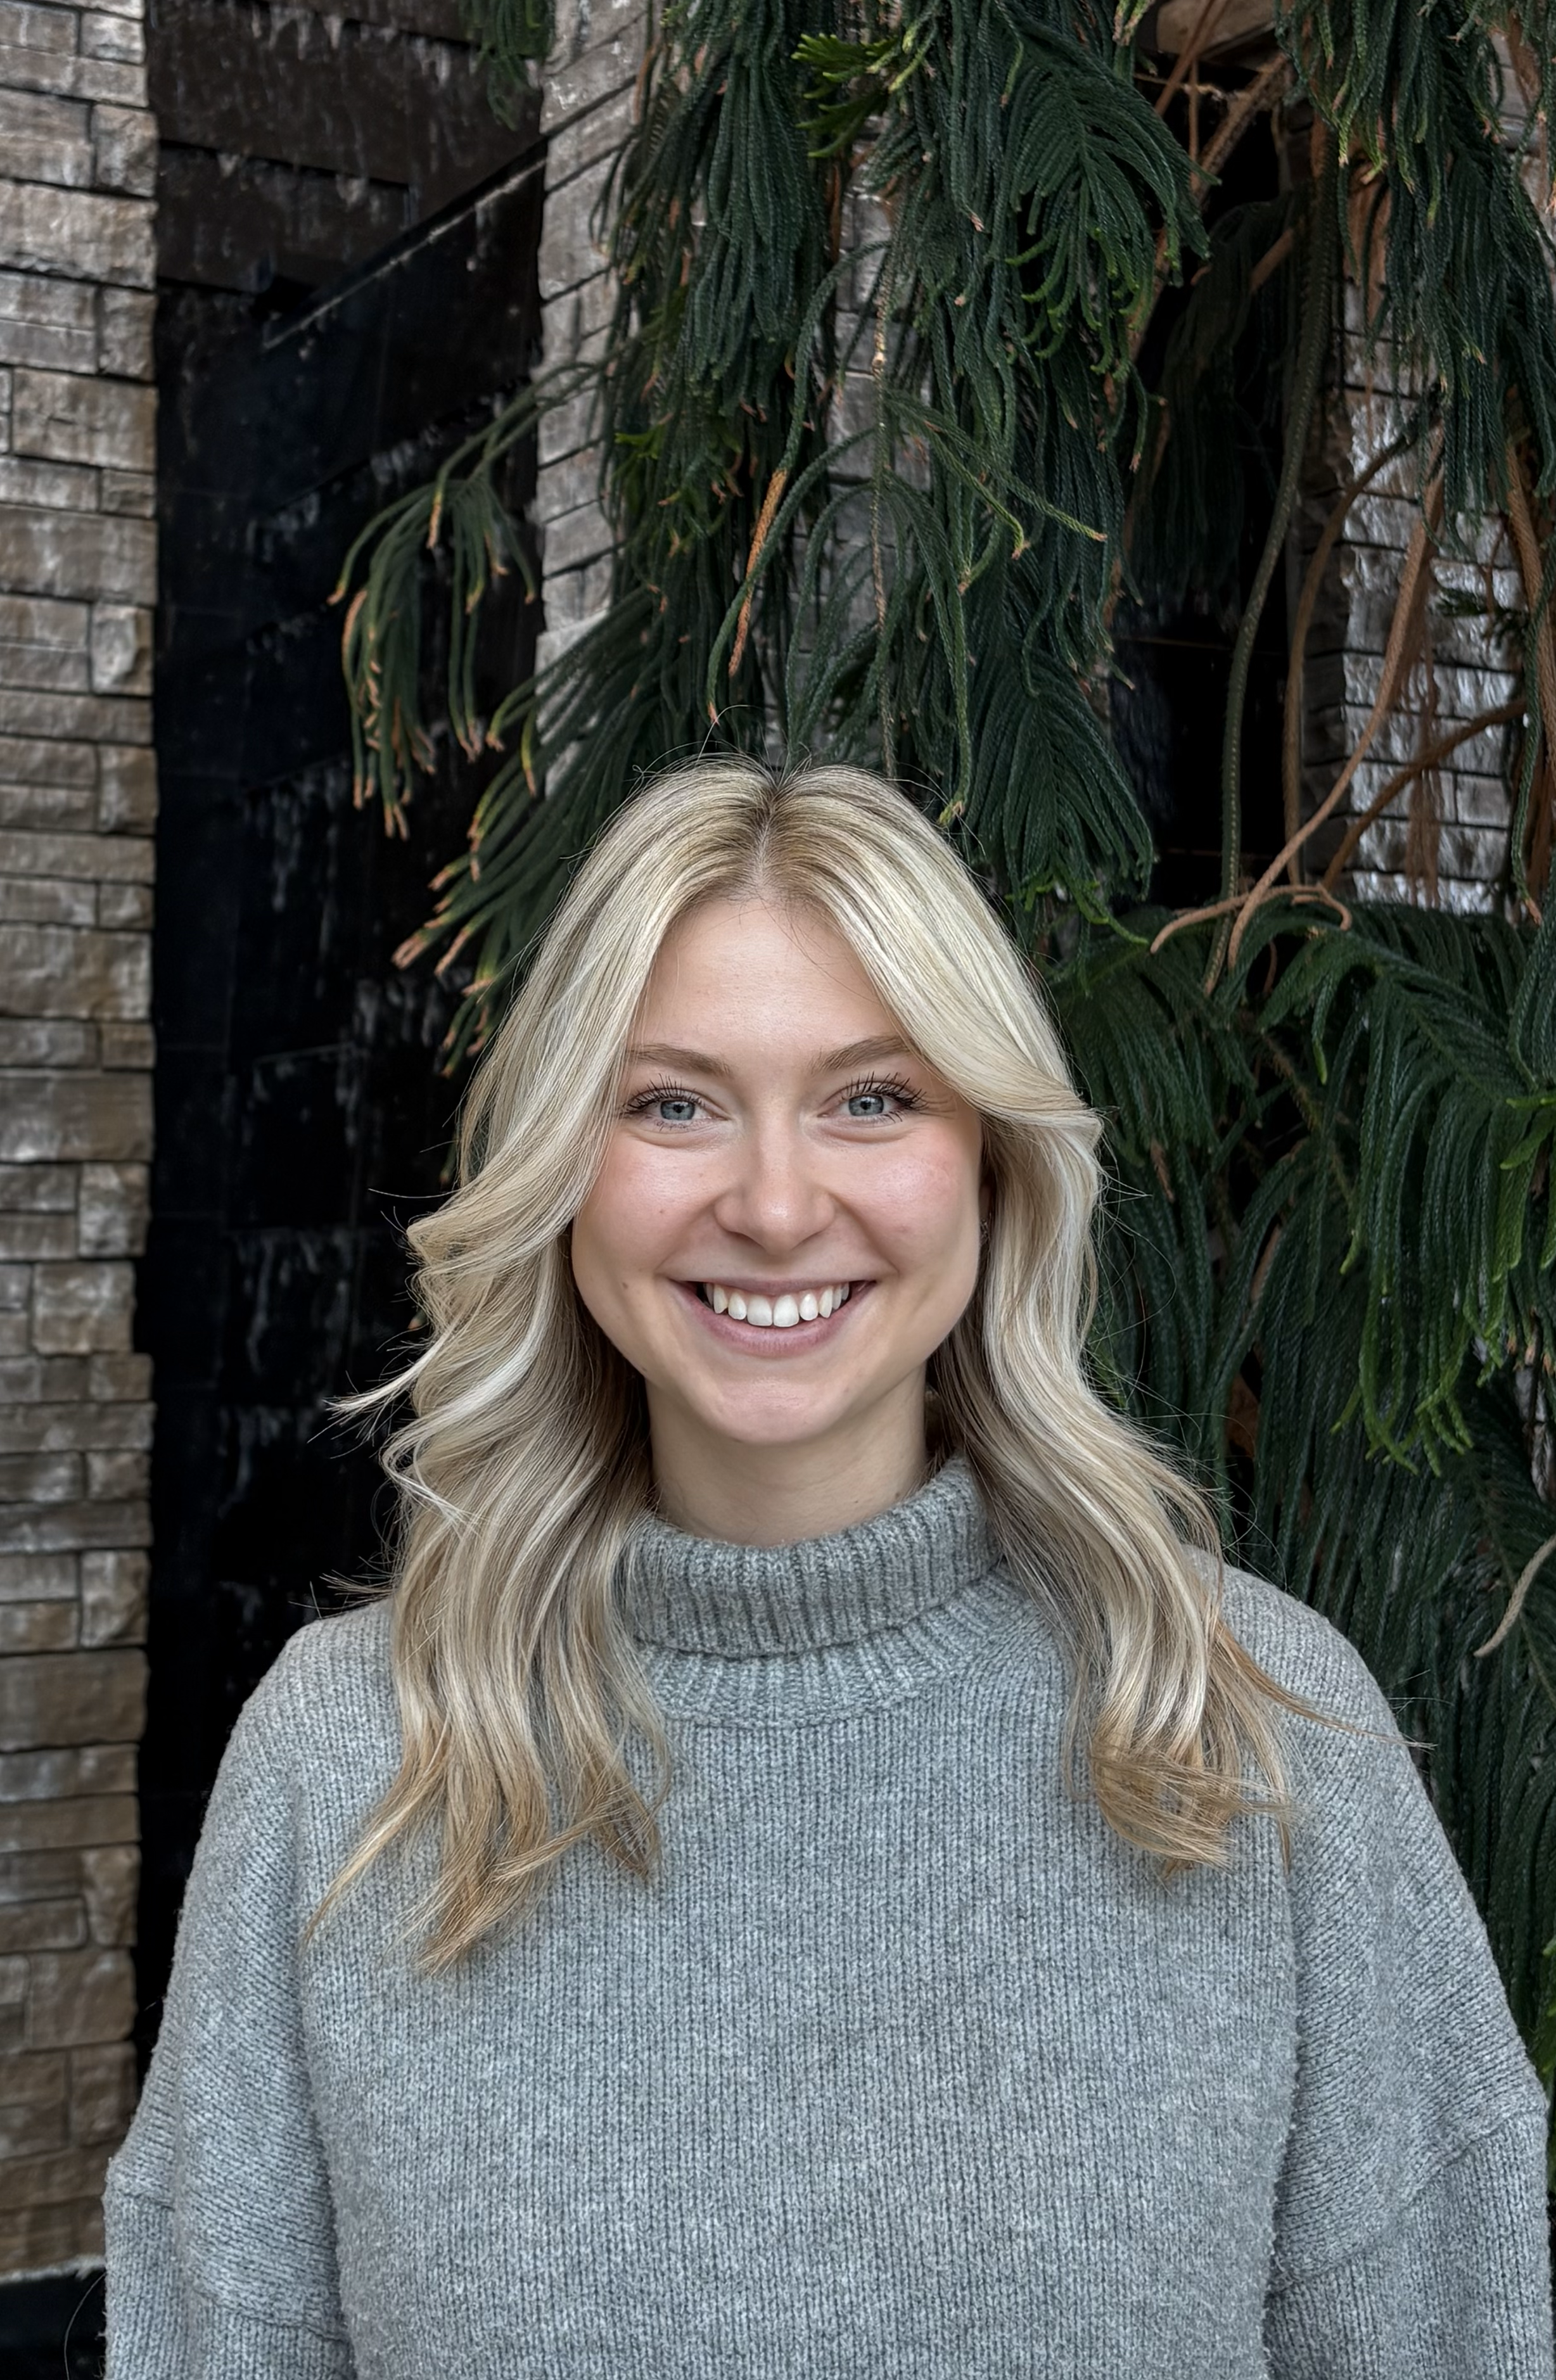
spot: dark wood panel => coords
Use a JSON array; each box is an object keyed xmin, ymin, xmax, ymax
[
  {"xmin": 158, "ymin": 146, "xmax": 412, "ymax": 291},
  {"xmin": 147, "ymin": 0, "xmax": 524, "ymax": 200}
]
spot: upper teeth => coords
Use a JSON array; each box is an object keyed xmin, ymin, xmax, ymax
[{"xmin": 706, "ymin": 1283, "xmax": 851, "ymax": 1327}]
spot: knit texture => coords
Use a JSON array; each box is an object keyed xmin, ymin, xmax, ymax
[{"xmin": 105, "ymin": 1461, "xmax": 1553, "ymax": 2377}]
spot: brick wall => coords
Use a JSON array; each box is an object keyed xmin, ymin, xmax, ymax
[
  {"xmin": 0, "ymin": 0, "xmax": 155, "ymax": 2279},
  {"xmin": 533, "ymin": 0, "xmax": 642, "ymax": 680}
]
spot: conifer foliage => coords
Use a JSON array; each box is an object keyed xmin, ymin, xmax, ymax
[{"xmin": 335, "ymin": 0, "xmax": 1556, "ymax": 2148}]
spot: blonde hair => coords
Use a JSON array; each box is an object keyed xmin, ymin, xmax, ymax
[{"xmin": 329, "ymin": 755, "xmax": 1303, "ymax": 1966}]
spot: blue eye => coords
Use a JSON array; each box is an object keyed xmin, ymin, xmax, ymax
[
  {"xmin": 846, "ymin": 1090, "xmax": 891, "ymax": 1117},
  {"xmin": 656, "ymin": 1096, "xmax": 699, "ymax": 1124}
]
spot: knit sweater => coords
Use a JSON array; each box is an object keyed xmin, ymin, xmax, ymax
[{"xmin": 105, "ymin": 1461, "xmax": 1553, "ymax": 2377}]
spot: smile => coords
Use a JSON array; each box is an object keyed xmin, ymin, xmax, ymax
[{"xmin": 692, "ymin": 1282, "xmax": 855, "ymax": 1329}]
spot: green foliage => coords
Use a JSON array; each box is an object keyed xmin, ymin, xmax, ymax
[
  {"xmin": 461, "ymin": 0, "xmax": 552, "ymax": 119},
  {"xmin": 336, "ymin": 0, "xmax": 1556, "ymax": 2129},
  {"xmin": 1058, "ymin": 907, "xmax": 1556, "ymax": 2127}
]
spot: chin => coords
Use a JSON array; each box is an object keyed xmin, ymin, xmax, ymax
[{"xmin": 698, "ymin": 1387, "xmax": 860, "ymax": 1449}]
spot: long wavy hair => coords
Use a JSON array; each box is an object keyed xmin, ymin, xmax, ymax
[{"xmin": 328, "ymin": 756, "xmax": 1305, "ymax": 1966}]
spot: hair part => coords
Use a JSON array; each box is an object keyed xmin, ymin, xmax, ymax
[{"xmin": 323, "ymin": 756, "xmax": 1310, "ymax": 1968}]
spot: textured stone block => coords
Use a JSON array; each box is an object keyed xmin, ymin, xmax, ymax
[
  {"xmin": 24, "ymin": 1949, "xmax": 129, "ymax": 2052},
  {"xmin": 0, "ymin": 2191, "xmax": 103, "ymax": 2267},
  {"xmin": 0, "ymin": 2138, "xmax": 113, "ymax": 2206},
  {"xmin": 89, "ymin": 98, "xmax": 153, "ymax": 194},
  {"xmin": 0, "ymin": 630, "xmax": 90, "ymax": 694},
  {"xmin": 545, "ymin": 37, "xmax": 637, "ymax": 130},
  {"xmin": 0, "ymin": 1894, "xmax": 82, "ymax": 1949},
  {"xmin": 0, "ymin": 451, "xmax": 98, "ymax": 509},
  {"xmin": 78, "ymin": 1843, "xmax": 133, "ymax": 1944},
  {"xmin": 533, "ymin": 438, "xmax": 605, "ymax": 526},
  {"xmin": 0, "ymin": 1603, "xmax": 76, "ymax": 1651},
  {"xmin": 84, "ymin": 1447, "xmax": 144, "ymax": 1498},
  {"xmin": 95, "ymin": 881, "xmax": 148, "ymax": 927},
  {"xmin": 0, "ymin": 732, "xmax": 94, "ymax": 791},
  {"xmin": 81, "ymin": 1546, "xmax": 150, "ymax": 1657},
  {"xmin": 0, "ymin": 1651, "xmax": 144, "ymax": 1752},
  {"xmin": 87, "ymin": 600, "xmax": 149, "ymax": 694},
  {"xmin": 0, "ymin": 1452, "xmax": 80, "ymax": 1501},
  {"xmin": 96, "ymin": 737, "xmax": 153, "ymax": 829},
  {"xmin": 0, "ymin": 1401, "xmax": 149, "ymax": 1453},
  {"xmin": 0, "ymin": 2048, "xmax": 65, "ymax": 2103},
  {"xmin": 0, "ymin": 1851, "xmax": 78, "ymax": 1900},
  {"xmin": 0, "ymin": 269, "xmax": 94, "ymax": 372},
  {"xmin": 0, "ymin": 1747, "xmax": 131, "ymax": 1802},
  {"xmin": 0, "ymin": 1496, "xmax": 146, "ymax": 1553},
  {"xmin": 31, "ymin": 1259, "xmax": 132, "ymax": 1352},
  {"xmin": 0, "ymin": 685, "xmax": 152, "ymax": 747},
  {"xmin": 540, "ymin": 553, "xmax": 611, "ymax": 633},
  {"xmin": 0, "ymin": 87, "xmax": 92, "ymax": 188},
  {"xmin": 1, "ymin": 818, "xmax": 155, "ymax": 875},
  {"xmin": 0, "ymin": 1214, "xmax": 74, "ymax": 1257},
  {"xmin": 68, "ymin": 2035, "xmax": 132, "ymax": 2137},
  {"xmin": 0, "ymin": 1793, "xmax": 134, "ymax": 1852},
  {"xmin": 536, "ymin": 383, "xmax": 602, "ymax": 471},
  {"xmin": 86, "ymin": 1351, "xmax": 147, "ymax": 1400},
  {"xmin": 76, "ymin": 1159, "xmax": 143, "ymax": 1254},
  {"xmin": 0, "ymin": 1550, "xmax": 74, "ymax": 1601},
  {"xmin": 98, "ymin": 1019, "xmax": 150, "ymax": 1064},
  {"xmin": 99, "ymin": 464, "xmax": 150, "ymax": 512},
  {"xmin": 95, "ymin": 284, "xmax": 150, "ymax": 379},
  {"xmin": 0, "ymin": 922, "xmax": 150, "ymax": 1020},
  {"xmin": 13, "ymin": 365, "xmax": 154, "ymax": 469},
  {"xmin": 0, "ymin": 503, "xmax": 154, "ymax": 599},
  {"xmin": 0, "ymin": 2090, "xmax": 68, "ymax": 2156},
  {"xmin": 0, "ymin": 825, "xmax": 149, "ymax": 888},
  {"xmin": 0, "ymin": 1164, "xmax": 73, "ymax": 1212},
  {"xmin": 541, "ymin": 498, "xmax": 615, "ymax": 576},
  {"xmin": 0, "ymin": 3, "xmax": 77, "ymax": 59},
  {"xmin": 0, "ymin": 1020, "xmax": 95, "ymax": 1062},
  {"xmin": 0, "ymin": 177, "xmax": 152, "ymax": 284},
  {"xmin": 80, "ymin": 9, "xmax": 141, "ymax": 61}
]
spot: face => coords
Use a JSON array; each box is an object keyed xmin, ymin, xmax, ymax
[{"xmin": 570, "ymin": 895, "xmax": 985, "ymax": 1475}]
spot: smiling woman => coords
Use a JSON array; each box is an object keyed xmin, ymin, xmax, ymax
[
  {"xmin": 571, "ymin": 896, "xmax": 986, "ymax": 1544},
  {"xmin": 103, "ymin": 760, "xmax": 1552, "ymax": 2377}
]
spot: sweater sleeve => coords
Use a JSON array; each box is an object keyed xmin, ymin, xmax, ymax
[
  {"xmin": 104, "ymin": 1641, "xmax": 357, "ymax": 2379},
  {"xmin": 1242, "ymin": 1586, "xmax": 1554, "ymax": 2379}
]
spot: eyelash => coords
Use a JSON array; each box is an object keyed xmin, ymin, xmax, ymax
[
  {"xmin": 622, "ymin": 1074, "xmax": 921, "ymax": 1123},
  {"xmin": 838, "ymin": 1072, "xmax": 921, "ymax": 1114}
]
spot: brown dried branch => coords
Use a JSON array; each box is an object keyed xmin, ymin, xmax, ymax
[
  {"xmin": 1281, "ymin": 438, "xmax": 1411, "ymax": 877},
  {"xmin": 1220, "ymin": 476, "xmax": 1442, "ymax": 966},
  {"xmin": 1319, "ymin": 699, "xmax": 1525, "ymax": 888}
]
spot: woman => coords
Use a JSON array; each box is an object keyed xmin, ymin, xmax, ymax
[{"xmin": 106, "ymin": 757, "xmax": 1551, "ymax": 2376}]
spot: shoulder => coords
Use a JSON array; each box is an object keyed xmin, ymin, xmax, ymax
[
  {"xmin": 1216, "ymin": 1562, "xmax": 1398, "ymax": 1733},
  {"xmin": 220, "ymin": 1598, "xmax": 399, "ymax": 1798},
  {"xmin": 1213, "ymin": 1560, "xmax": 1435, "ymax": 1847}
]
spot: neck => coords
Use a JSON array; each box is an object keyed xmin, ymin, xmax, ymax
[{"xmin": 647, "ymin": 1374, "xmax": 929, "ymax": 1546}]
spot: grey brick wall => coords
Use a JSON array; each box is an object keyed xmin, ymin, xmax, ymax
[
  {"xmin": 534, "ymin": 0, "xmax": 642, "ymax": 680},
  {"xmin": 0, "ymin": 0, "xmax": 154, "ymax": 2280}
]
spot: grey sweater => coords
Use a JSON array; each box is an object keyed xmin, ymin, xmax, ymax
[{"xmin": 106, "ymin": 1461, "xmax": 1553, "ymax": 2377}]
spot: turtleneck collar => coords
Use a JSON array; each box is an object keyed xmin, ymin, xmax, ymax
[{"xmin": 623, "ymin": 1457, "xmax": 998, "ymax": 1660}]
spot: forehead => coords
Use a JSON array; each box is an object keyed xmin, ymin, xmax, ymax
[{"xmin": 635, "ymin": 895, "xmax": 893, "ymax": 1038}]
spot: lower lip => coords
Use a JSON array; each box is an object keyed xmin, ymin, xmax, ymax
[{"xmin": 673, "ymin": 1279, "xmax": 869, "ymax": 1354}]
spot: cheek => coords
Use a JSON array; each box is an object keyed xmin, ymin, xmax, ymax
[
  {"xmin": 573, "ymin": 1142, "xmax": 702, "ymax": 1291},
  {"xmin": 864, "ymin": 1133, "xmax": 981, "ymax": 1271}
]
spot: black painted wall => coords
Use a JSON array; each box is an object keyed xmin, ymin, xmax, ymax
[{"xmin": 136, "ymin": 152, "xmax": 544, "ymax": 2066}]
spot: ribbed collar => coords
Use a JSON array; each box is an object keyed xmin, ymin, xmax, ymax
[{"xmin": 623, "ymin": 1457, "xmax": 998, "ymax": 1660}]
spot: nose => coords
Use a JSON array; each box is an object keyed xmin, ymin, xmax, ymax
[{"xmin": 710, "ymin": 1113, "xmax": 835, "ymax": 1254}]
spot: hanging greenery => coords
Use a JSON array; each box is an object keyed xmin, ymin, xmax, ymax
[{"xmin": 338, "ymin": 0, "xmax": 1556, "ymax": 2155}]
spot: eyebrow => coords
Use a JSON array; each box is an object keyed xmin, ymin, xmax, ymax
[{"xmin": 625, "ymin": 1034, "xmax": 914, "ymax": 1079}]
